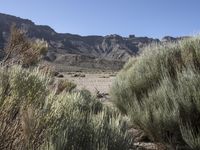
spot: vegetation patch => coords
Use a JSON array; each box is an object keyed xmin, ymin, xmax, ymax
[
  {"xmin": 2, "ymin": 24, "xmax": 48, "ymax": 67},
  {"xmin": 0, "ymin": 66, "xmax": 133, "ymax": 150},
  {"xmin": 0, "ymin": 26, "xmax": 133, "ymax": 150},
  {"xmin": 111, "ymin": 37, "xmax": 200, "ymax": 149}
]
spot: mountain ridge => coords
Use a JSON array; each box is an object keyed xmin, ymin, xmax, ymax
[
  {"xmin": 0, "ymin": 13, "xmax": 159, "ymax": 60},
  {"xmin": 0, "ymin": 13, "xmax": 189, "ymax": 70}
]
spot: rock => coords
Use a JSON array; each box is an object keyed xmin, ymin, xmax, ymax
[
  {"xmin": 99, "ymin": 75, "xmax": 109, "ymax": 78},
  {"xmin": 53, "ymin": 71, "xmax": 59, "ymax": 76},
  {"xmin": 57, "ymin": 74, "xmax": 64, "ymax": 78},
  {"xmin": 71, "ymin": 73, "xmax": 85, "ymax": 77},
  {"xmin": 161, "ymin": 36, "xmax": 176, "ymax": 42}
]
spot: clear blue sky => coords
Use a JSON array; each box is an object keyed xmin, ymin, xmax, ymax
[{"xmin": 0, "ymin": 0, "xmax": 200, "ymax": 38}]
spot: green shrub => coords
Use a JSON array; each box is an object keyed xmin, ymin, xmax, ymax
[
  {"xmin": 0, "ymin": 66, "xmax": 50, "ymax": 149},
  {"xmin": 0, "ymin": 66, "xmax": 133, "ymax": 150},
  {"xmin": 55, "ymin": 79, "xmax": 77, "ymax": 94},
  {"xmin": 43, "ymin": 91, "xmax": 133, "ymax": 150},
  {"xmin": 180, "ymin": 123, "xmax": 200, "ymax": 150},
  {"xmin": 111, "ymin": 37, "xmax": 200, "ymax": 149}
]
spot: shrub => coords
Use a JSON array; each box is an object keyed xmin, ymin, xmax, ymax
[
  {"xmin": 55, "ymin": 79, "xmax": 77, "ymax": 94},
  {"xmin": 180, "ymin": 123, "xmax": 200, "ymax": 150},
  {"xmin": 0, "ymin": 66, "xmax": 50, "ymax": 149},
  {"xmin": 0, "ymin": 66, "xmax": 133, "ymax": 150},
  {"xmin": 43, "ymin": 92, "xmax": 133, "ymax": 150},
  {"xmin": 111, "ymin": 37, "xmax": 200, "ymax": 149},
  {"xmin": 3, "ymin": 24, "xmax": 48, "ymax": 67}
]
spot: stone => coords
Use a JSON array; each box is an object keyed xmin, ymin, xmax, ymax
[{"xmin": 57, "ymin": 74, "xmax": 64, "ymax": 78}]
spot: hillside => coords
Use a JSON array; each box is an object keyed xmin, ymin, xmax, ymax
[
  {"xmin": 0, "ymin": 13, "xmax": 158, "ymax": 68},
  {"xmin": 0, "ymin": 13, "xmax": 188, "ymax": 71}
]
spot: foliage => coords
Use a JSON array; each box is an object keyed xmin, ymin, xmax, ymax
[
  {"xmin": 111, "ymin": 37, "xmax": 200, "ymax": 149},
  {"xmin": 55, "ymin": 79, "xmax": 77, "ymax": 94},
  {"xmin": 43, "ymin": 92, "xmax": 132, "ymax": 150},
  {"xmin": 0, "ymin": 66, "xmax": 133, "ymax": 150},
  {"xmin": 3, "ymin": 24, "xmax": 48, "ymax": 66},
  {"xmin": 0, "ymin": 66, "xmax": 50, "ymax": 149},
  {"xmin": 180, "ymin": 123, "xmax": 200, "ymax": 150}
]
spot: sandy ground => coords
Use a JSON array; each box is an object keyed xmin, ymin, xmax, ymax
[{"xmin": 63, "ymin": 72, "xmax": 116, "ymax": 94}]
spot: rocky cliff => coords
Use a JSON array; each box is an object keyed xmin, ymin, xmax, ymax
[
  {"xmin": 0, "ymin": 13, "xmax": 160, "ymax": 60},
  {"xmin": 0, "ymin": 13, "xmax": 188, "ymax": 70}
]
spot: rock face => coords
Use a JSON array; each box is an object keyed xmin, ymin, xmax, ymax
[
  {"xmin": 53, "ymin": 53, "xmax": 125, "ymax": 71},
  {"xmin": 161, "ymin": 36, "xmax": 190, "ymax": 42},
  {"xmin": 0, "ymin": 13, "xmax": 189, "ymax": 70},
  {"xmin": 0, "ymin": 13, "xmax": 158, "ymax": 60}
]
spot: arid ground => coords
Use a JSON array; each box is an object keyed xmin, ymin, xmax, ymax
[{"xmin": 63, "ymin": 72, "xmax": 116, "ymax": 94}]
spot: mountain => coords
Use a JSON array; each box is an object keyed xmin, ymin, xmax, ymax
[{"xmin": 0, "ymin": 13, "xmax": 187, "ymax": 71}]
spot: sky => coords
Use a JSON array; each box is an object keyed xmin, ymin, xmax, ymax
[{"xmin": 0, "ymin": 0, "xmax": 200, "ymax": 38}]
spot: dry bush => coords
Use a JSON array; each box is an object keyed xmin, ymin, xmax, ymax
[{"xmin": 3, "ymin": 24, "xmax": 48, "ymax": 67}]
